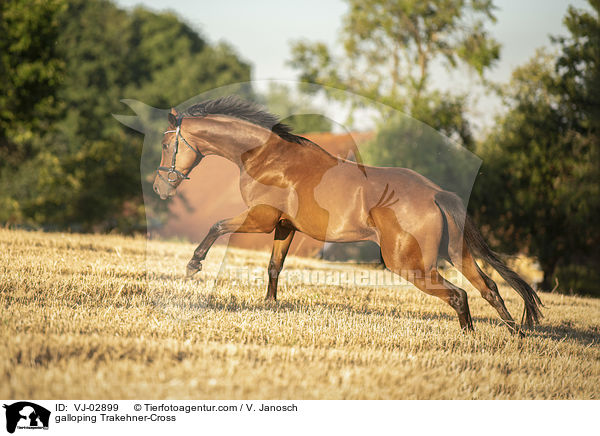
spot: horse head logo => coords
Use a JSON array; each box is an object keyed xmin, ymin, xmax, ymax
[{"xmin": 3, "ymin": 402, "xmax": 51, "ymax": 434}]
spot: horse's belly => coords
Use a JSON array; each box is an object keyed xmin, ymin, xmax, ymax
[
  {"xmin": 321, "ymin": 226, "xmax": 378, "ymax": 243},
  {"xmin": 286, "ymin": 209, "xmax": 377, "ymax": 243}
]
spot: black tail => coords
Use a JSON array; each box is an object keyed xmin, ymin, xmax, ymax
[{"xmin": 434, "ymin": 191, "xmax": 543, "ymax": 327}]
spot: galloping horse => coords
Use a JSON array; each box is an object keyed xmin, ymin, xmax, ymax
[{"xmin": 153, "ymin": 96, "xmax": 542, "ymax": 333}]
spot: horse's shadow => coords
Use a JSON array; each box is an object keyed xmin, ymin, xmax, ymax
[
  {"xmin": 158, "ymin": 290, "xmax": 600, "ymax": 346},
  {"xmin": 160, "ymin": 290, "xmax": 456, "ymax": 322}
]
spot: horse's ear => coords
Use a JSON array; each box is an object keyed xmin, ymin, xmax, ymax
[{"xmin": 167, "ymin": 109, "xmax": 177, "ymax": 127}]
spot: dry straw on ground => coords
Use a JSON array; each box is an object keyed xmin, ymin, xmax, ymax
[{"xmin": 1, "ymin": 229, "xmax": 598, "ymax": 399}]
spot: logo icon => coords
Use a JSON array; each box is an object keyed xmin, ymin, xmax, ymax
[{"xmin": 3, "ymin": 402, "xmax": 50, "ymax": 434}]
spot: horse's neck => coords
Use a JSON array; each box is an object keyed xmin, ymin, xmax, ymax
[
  {"xmin": 192, "ymin": 116, "xmax": 275, "ymax": 166},
  {"xmin": 188, "ymin": 116, "xmax": 348, "ymax": 189},
  {"xmin": 195, "ymin": 117, "xmax": 335, "ymax": 170}
]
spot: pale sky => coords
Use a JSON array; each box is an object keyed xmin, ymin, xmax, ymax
[{"xmin": 114, "ymin": 0, "xmax": 590, "ymax": 133}]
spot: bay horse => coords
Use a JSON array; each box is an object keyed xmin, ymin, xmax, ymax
[{"xmin": 153, "ymin": 96, "xmax": 542, "ymax": 333}]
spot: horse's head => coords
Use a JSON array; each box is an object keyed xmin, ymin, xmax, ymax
[{"xmin": 153, "ymin": 108, "xmax": 205, "ymax": 199}]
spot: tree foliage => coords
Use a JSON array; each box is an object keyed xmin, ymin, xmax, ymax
[
  {"xmin": 0, "ymin": 0, "xmax": 65, "ymax": 166},
  {"xmin": 289, "ymin": 0, "xmax": 499, "ymax": 147},
  {"xmin": 0, "ymin": 0, "xmax": 251, "ymax": 231},
  {"xmin": 471, "ymin": 1, "xmax": 600, "ymax": 295},
  {"xmin": 365, "ymin": 111, "xmax": 480, "ymax": 198},
  {"xmin": 261, "ymin": 83, "xmax": 332, "ymax": 134}
]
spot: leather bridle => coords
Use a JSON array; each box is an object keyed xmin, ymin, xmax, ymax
[{"xmin": 157, "ymin": 115, "xmax": 204, "ymax": 184}]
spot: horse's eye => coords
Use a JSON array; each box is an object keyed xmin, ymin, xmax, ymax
[{"xmin": 162, "ymin": 142, "xmax": 168, "ymax": 150}]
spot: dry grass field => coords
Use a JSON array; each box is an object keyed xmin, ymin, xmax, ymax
[{"xmin": 1, "ymin": 228, "xmax": 599, "ymax": 399}]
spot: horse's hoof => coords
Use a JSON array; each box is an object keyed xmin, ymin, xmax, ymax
[{"xmin": 185, "ymin": 262, "xmax": 202, "ymax": 279}]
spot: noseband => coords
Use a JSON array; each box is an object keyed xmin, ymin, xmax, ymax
[{"xmin": 157, "ymin": 115, "xmax": 204, "ymax": 184}]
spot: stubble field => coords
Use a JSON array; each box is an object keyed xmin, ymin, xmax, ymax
[{"xmin": 1, "ymin": 228, "xmax": 599, "ymax": 399}]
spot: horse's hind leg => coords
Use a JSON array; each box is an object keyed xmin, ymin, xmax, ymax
[
  {"xmin": 412, "ymin": 269, "xmax": 474, "ymax": 331},
  {"xmin": 451, "ymin": 246, "xmax": 518, "ymax": 334},
  {"xmin": 266, "ymin": 222, "xmax": 295, "ymax": 301},
  {"xmin": 371, "ymin": 207, "xmax": 473, "ymax": 331},
  {"xmin": 186, "ymin": 205, "xmax": 282, "ymax": 278}
]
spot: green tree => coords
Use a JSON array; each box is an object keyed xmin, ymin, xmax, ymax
[
  {"xmin": 0, "ymin": 0, "xmax": 251, "ymax": 231},
  {"xmin": 471, "ymin": 1, "xmax": 600, "ymax": 295},
  {"xmin": 261, "ymin": 83, "xmax": 331, "ymax": 134},
  {"xmin": 366, "ymin": 109, "xmax": 480, "ymax": 197},
  {"xmin": 0, "ymin": 0, "xmax": 66, "ymax": 222},
  {"xmin": 289, "ymin": 0, "xmax": 499, "ymax": 146}
]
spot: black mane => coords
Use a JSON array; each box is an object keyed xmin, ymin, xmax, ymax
[{"xmin": 183, "ymin": 96, "xmax": 308, "ymax": 145}]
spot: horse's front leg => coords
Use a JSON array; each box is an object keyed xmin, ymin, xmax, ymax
[
  {"xmin": 266, "ymin": 223, "xmax": 295, "ymax": 300},
  {"xmin": 185, "ymin": 205, "xmax": 282, "ymax": 278}
]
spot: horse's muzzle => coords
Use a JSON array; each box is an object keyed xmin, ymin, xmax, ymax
[{"xmin": 153, "ymin": 178, "xmax": 176, "ymax": 200}]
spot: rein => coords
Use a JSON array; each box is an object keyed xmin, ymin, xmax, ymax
[{"xmin": 157, "ymin": 115, "xmax": 204, "ymax": 184}]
